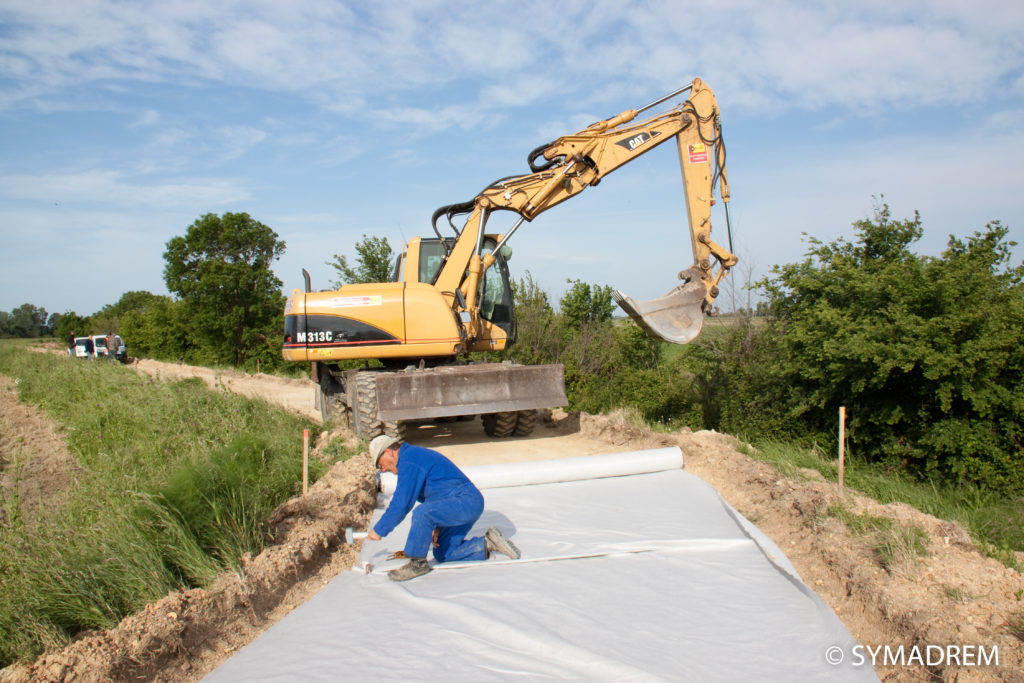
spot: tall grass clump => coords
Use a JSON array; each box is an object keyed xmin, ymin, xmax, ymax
[{"xmin": 0, "ymin": 345, "xmax": 334, "ymax": 666}]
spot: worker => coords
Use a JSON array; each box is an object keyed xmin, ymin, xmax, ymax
[{"xmin": 366, "ymin": 434, "xmax": 520, "ymax": 581}]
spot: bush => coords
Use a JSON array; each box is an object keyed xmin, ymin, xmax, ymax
[{"xmin": 731, "ymin": 204, "xmax": 1024, "ymax": 492}]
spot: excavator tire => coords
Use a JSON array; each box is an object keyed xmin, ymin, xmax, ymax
[
  {"xmin": 353, "ymin": 372, "xmax": 383, "ymax": 440},
  {"xmin": 383, "ymin": 419, "xmax": 407, "ymax": 441},
  {"xmin": 512, "ymin": 409, "xmax": 536, "ymax": 436},
  {"xmin": 318, "ymin": 372, "xmax": 346, "ymax": 425},
  {"xmin": 482, "ymin": 411, "xmax": 518, "ymax": 438}
]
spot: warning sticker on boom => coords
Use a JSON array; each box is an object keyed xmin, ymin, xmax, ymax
[{"xmin": 687, "ymin": 142, "xmax": 708, "ymax": 164}]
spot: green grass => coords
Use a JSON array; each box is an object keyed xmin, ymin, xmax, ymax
[
  {"xmin": 738, "ymin": 440, "xmax": 1024, "ymax": 566},
  {"xmin": 0, "ymin": 343, "xmax": 356, "ymax": 666},
  {"xmin": 824, "ymin": 503, "xmax": 928, "ymax": 572},
  {"xmin": 872, "ymin": 523, "xmax": 930, "ymax": 573},
  {"xmin": 1009, "ymin": 612, "xmax": 1024, "ymax": 642}
]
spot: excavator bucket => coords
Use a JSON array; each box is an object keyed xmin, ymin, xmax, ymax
[{"xmin": 613, "ymin": 278, "xmax": 708, "ymax": 345}]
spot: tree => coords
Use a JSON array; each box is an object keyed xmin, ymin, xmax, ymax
[
  {"xmin": 326, "ymin": 234, "xmax": 394, "ymax": 287},
  {"xmin": 559, "ymin": 279, "xmax": 615, "ymax": 329},
  {"xmin": 749, "ymin": 203, "xmax": 1024, "ymax": 491},
  {"xmin": 119, "ymin": 296, "xmax": 191, "ymax": 361},
  {"xmin": 52, "ymin": 311, "xmax": 90, "ymax": 344},
  {"xmin": 91, "ymin": 290, "xmax": 166, "ymax": 334},
  {"xmin": 164, "ymin": 212, "xmax": 286, "ymax": 366},
  {"xmin": 7, "ymin": 304, "xmax": 49, "ymax": 338},
  {"xmin": 505, "ymin": 272, "xmax": 563, "ymax": 366}
]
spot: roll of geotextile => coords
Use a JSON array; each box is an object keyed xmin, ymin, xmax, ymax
[{"xmin": 379, "ymin": 446, "xmax": 682, "ymax": 498}]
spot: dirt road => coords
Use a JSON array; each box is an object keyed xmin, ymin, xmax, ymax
[
  {"xmin": 3, "ymin": 359, "xmax": 1023, "ymax": 682},
  {"xmin": 130, "ymin": 358, "xmax": 634, "ymax": 466}
]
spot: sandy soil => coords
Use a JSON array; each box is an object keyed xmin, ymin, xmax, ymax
[{"xmin": 1, "ymin": 358, "xmax": 1023, "ymax": 682}]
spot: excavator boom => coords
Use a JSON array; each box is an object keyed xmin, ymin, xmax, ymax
[{"xmin": 437, "ymin": 77, "xmax": 738, "ymax": 344}]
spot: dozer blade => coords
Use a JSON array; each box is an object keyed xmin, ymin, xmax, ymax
[
  {"xmin": 375, "ymin": 363, "xmax": 567, "ymax": 422},
  {"xmin": 613, "ymin": 279, "xmax": 707, "ymax": 344}
]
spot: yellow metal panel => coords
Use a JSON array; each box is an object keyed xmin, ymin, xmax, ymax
[
  {"xmin": 403, "ymin": 237, "xmax": 422, "ymax": 284},
  {"xmin": 403, "ymin": 283, "xmax": 462, "ymax": 354},
  {"xmin": 303, "ymin": 282, "xmax": 405, "ymax": 335}
]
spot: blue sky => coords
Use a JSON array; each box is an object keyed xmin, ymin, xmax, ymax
[{"xmin": 1, "ymin": 0, "xmax": 1022, "ymax": 318}]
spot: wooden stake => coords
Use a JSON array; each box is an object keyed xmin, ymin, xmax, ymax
[
  {"xmin": 302, "ymin": 428, "xmax": 310, "ymax": 495},
  {"xmin": 838, "ymin": 406, "xmax": 846, "ymax": 492}
]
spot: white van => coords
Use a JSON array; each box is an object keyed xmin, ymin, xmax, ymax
[
  {"xmin": 92, "ymin": 334, "xmax": 126, "ymax": 362},
  {"xmin": 74, "ymin": 336, "xmax": 95, "ymax": 358}
]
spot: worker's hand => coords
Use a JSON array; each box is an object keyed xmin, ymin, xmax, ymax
[
  {"xmin": 431, "ymin": 528, "xmax": 440, "ymax": 548},
  {"xmin": 367, "ymin": 530, "xmax": 381, "ymax": 541}
]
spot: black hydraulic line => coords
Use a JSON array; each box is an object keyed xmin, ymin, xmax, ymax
[
  {"xmin": 431, "ymin": 200, "xmax": 476, "ymax": 255},
  {"xmin": 724, "ymin": 202, "xmax": 735, "ymax": 255},
  {"xmin": 528, "ymin": 141, "xmax": 560, "ymax": 172}
]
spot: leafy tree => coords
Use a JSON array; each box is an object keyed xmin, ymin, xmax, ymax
[
  {"xmin": 326, "ymin": 234, "xmax": 394, "ymax": 287},
  {"xmin": 750, "ymin": 204, "xmax": 1024, "ymax": 491},
  {"xmin": 52, "ymin": 311, "xmax": 90, "ymax": 345},
  {"xmin": 560, "ymin": 279, "xmax": 615, "ymax": 329},
  {"xmin": 91, "ymin": 290, "xmax": 166, "ymax": 334},
  {"xmin": 164, "ymin": 212, "xmax": 286, "ymax": 366},
  {"xmin": 7, "ymin": 304, "xmax": 49, "ymax": 338},
  {"xmin": 46, "ymin": 312, "xmax": 63, "ymax": 335},
  {"xmin": 507, "ymin": 272, "xmax": 563, "ymax": 365},
  {"xmin": 118, "ymin": 295, "xmax": 191, "ymax": 361}
]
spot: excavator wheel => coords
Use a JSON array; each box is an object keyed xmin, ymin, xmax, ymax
[
  {"xmin": 353, "ymin": 372, "xmax": 384, "ymax": 440},
  {"xmin": 383, "ymin": 419, "xmax": 407, "ymax": 441},
  {"xmin": 482, "ymin": 411, "xmax": 518, "ymax": 438},
  {"xmin": 318, "ymin": 372, "xmax": 346, "ymax": 425},
  {"xmin": 512, "ymin": 409, "xmax": 537, "ymax": 436}
]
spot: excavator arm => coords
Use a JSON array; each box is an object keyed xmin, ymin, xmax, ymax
[{"xmin": 433, "ymin": 78, "xmax": 738, "ymax": 344}]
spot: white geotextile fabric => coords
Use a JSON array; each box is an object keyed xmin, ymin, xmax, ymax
[{"xmin": 206, "ymin": 448, "xmax": 877, "ymax": 682}]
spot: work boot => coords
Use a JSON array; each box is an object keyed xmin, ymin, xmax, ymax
[
  {"xmin": 388, "ymin": 557, "xmax": 431, "ymax": 582},
  {"xmin": 485, "ymin": 526, "xmax": 521, "ymax": 560}
]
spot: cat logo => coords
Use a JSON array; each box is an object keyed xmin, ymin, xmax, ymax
[{"xmin": 615, "ymin": 131, "xmax": 660, "ymax": 151}]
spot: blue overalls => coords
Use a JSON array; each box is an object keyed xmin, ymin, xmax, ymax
[{"xmin": 373, "ymin": 443, "xmax": 487, "ymax": 562}]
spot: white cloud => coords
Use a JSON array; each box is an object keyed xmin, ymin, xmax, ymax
[
  {"xmin": 216, "ymin": 125, "xmax": 269, "ymax": 161},
  {"xmin": 0, "ymin": 171, "xmax": 251, "ymax": 209},
  {"xmin": 1, "ymin": 0, "xmax": 1018, "ymax": 123},
  {"xmin": 1, "ymin": 0, "xmax": 1022, "ymax": 316},
  {"xmin": 132, "ymin": 109, "xmax": 161, "ymax": 127}
]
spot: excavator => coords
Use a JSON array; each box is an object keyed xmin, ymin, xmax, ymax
[{"xmin": 282, "ymin": 77, "xmax": 738, "ymax": 440}]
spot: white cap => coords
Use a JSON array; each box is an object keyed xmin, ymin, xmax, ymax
[{"xmin": 369, "ymin": 434, "xmax": 400, "ymax": 467}]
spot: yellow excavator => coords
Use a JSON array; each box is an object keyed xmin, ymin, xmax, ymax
[{"xmin": 282, "ymin": 78, "xmax": 738, "ymax": 439}]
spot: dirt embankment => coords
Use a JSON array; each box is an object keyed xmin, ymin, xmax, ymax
[{"xmin": 1, "ymin": 359, "xmax": 1023, "ymax": 682}]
